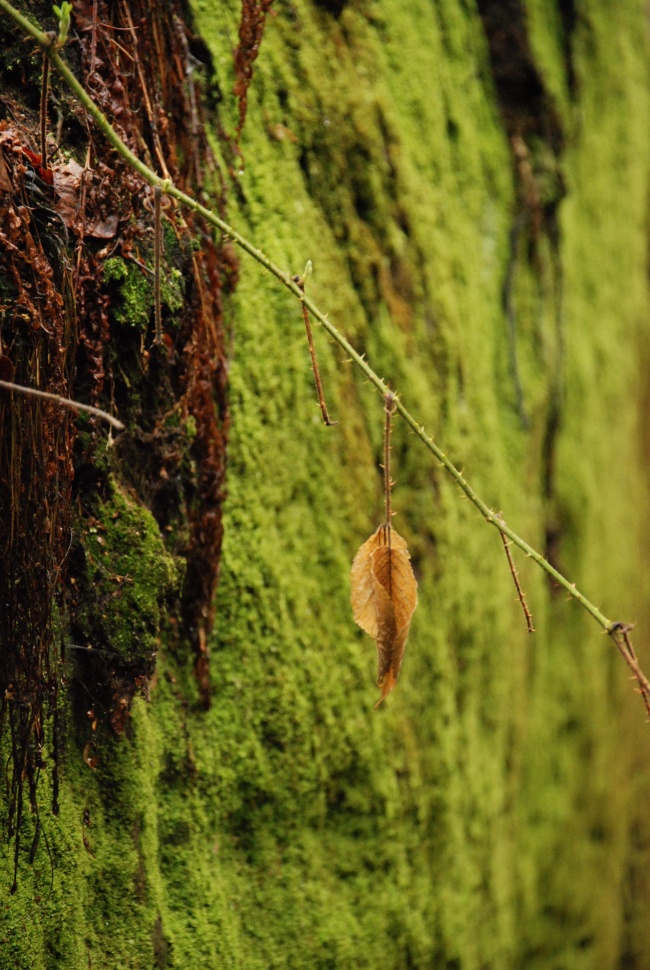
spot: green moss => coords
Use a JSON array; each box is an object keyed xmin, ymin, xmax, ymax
[
  {"xmin": 103, "ymin": 256, "xmax": 152, "ymax": 330},
  {"xmin": 75, "ymin": 480, "xmax": 179, "ymax": 668},
  {"xmin": 103, "ymin": 257, "xmax": 185, "ymax": 331},
  {"xmin": 4, "ymin": 0, "xmax": 650, "ymax": 967}
]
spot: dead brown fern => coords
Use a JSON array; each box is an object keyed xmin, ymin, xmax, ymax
[{"xmin": 233, "ymin": 0, "xmax": 275, "ymax": 148}]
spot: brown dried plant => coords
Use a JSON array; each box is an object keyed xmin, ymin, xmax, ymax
[
  {"xmin": 351, "ymin": 394, "xmax": 418, "ymax": 707},
  {"xmin": 233, "ymin": 0, "xmax": 275, "ymax": 147}
]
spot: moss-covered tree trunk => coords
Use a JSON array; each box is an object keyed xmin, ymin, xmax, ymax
[{"xmin": 2, "ymin": 0, "xmax": 650, "ymax": 967}]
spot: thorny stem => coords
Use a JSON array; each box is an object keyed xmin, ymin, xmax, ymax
[
  {"xmin": 610, "ymin": 625, "xmax": 650, "ymax": 720},
  {"xmin": 0, "ymin": 380, "xmax": 125, "ymax": 430},
  {"xmin": 293, "ymin": 273, "xmax": 337, "ymax": 426},
  {"xmin": 2, "ymin": 0, "xmax": 648, "ymax": 712},
  {"xmin": 153, "ymin": 184, "xmax": 163, "ymax": 345},
  {"xmin": 499, "ymin": 527, "xmax": 535, "ymax": 633}
]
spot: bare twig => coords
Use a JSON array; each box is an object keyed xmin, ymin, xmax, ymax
[
  {"xmin": 293, "ymin": 267, "xmax": 337, "ymax": 426},
  {"xmin": 383, "ymin": 391, "xmax": 396, "ymax": 594},
  {"xmin": 384, "ymin": 391, "xmax": 395, "ymax": 530},
  {"xmin": 0, "ymin": 380, "xmax": 125, "ymax": 430},
  {"xmin": 499, "ymin": 526, "xmax": 535, "ymax": 633},
  {"xmin": 609, "ymin": 624, "xmax": 650, "ymax": 720}
]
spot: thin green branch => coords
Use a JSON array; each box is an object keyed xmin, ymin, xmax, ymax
[{"xmin": 0, "ymin": 0, "xmax": 633, "ymax": 648}]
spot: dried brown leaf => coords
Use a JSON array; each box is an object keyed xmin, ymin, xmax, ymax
[
  {"xmin": 0, "ymin": 150, "xmax": 12, "ymax": 194},
  {"xmin": 85, "ymin": 213, "xmax": 119, "ymax": 239},
  {"xmin": 351, "ymin": 525, "xmax": 418, "ymax": 707},
  {"xmin": 52, "ymin": 157, "xmax": 84, "ymax": 227}
]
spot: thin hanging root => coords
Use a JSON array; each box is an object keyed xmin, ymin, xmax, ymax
[
  {"xmin": 499, "ymin": 527, "xmax": 535, "ymax": 633},
  {"xmin": 153, "ymin": 184, "xmax": 163, "ymax": 345},
  {"xmin": 40, "ymin": 51, "xmax": 49, "ymax": 173},
  {"xmin": 293, "ymin": 272, "xmax": 337, "ymax": 426}
]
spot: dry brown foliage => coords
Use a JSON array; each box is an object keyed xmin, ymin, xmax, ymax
[{"xmin": 351, "ymin": 525, "xmax": 418, "ymax": 708}]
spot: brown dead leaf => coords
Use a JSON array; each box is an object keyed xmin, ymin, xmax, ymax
[
  {"xmin": 0, "ymin": 150, "xmax": 12, "ymax": 194},
  {"xmin": 85, "ymin": 213, "xmax": 119, "ymax": 240},
  {"xmin": 52, "ymin": 157, "xmax": 84, "ymax": 227},
  {"xmin": 351, "ymin": 524, "xmax": 418, "ymax": 708}
]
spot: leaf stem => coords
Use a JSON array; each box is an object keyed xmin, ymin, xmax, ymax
[
  {"xmin": 384, "ymin": 392, "xmax": 395, "ymax": 531},
  {"xmin": 0, "ymin": 0, "xmax": 635, "ymax": 646},
  {"xmin": 383, "ymin": 392, "xmax": 395, "ymax": 595}
]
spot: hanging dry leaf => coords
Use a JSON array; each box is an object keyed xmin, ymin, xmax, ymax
[{"xmin": 351, "ymin": 524, "xmax": 418, "ymax": 708}]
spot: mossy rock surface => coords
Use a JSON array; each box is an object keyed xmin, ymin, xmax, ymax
[{"xmin": 2, "ymin": 1, "xmax": 650, "ymax": 968}]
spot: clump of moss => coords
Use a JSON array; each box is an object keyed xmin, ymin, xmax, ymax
[
  {"xmin": 103, "ymin": 257, "xmax": 185, "ymax": 332},
  {"xmin": 69, "ymin": 480, "xmax": 179, "ymax": 730}
]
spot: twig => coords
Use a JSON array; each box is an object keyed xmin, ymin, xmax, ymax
[
  {"xmin": 384, "ymin": 391, "xmax": 395, "ymax": 530},
  {"xmin": 2, "ymin": 0, "xmax": 649, "ymax": 716},
  {"xmin": 293, "ymin": 267, "xmax": 336, "ymax": 426},
  {"xmin": 609, "ymin": 624, "xmax": 650, "ymax": 720},
  {"xmin": 499, "ymin": 527, "xmax": 535, "ymax": 633},
  {"xmin": 0, "ymin": 379, "xmax": 125, "ymax": 430}
]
